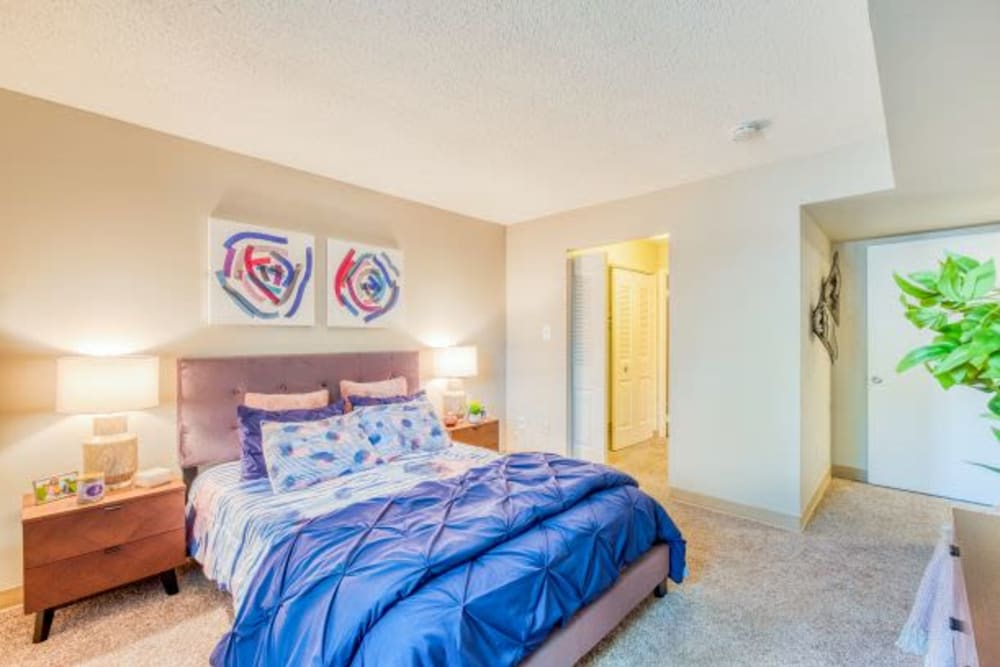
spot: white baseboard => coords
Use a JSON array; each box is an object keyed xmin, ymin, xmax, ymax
[
  {"xmin": 0, "ymin": 586, "xmax": 22, "ymax": 611},
  {"xmin": 668, "ymin": 487, "xmax": 801, "ymax": 531},
  {"xmin": 800, "ymin": 470, "xmax": 832, "ymax": 530}
]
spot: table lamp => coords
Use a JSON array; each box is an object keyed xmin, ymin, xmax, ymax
[
  {"xmin": 57, "ymin": 355, "xmax": 159, "ymax": 489},
  {"xmin": 433, "ymin": 346, "xmax": 478, "ymax": 418}
]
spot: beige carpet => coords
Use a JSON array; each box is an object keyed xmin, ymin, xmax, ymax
[{"xmin": 0, "ymin": 478, "xmax": 948, "ymax": 666}]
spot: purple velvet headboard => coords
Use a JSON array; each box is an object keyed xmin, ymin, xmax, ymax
[{"xmin": 176, "ymin": 351, "xmax": 420, "ymax": 472}]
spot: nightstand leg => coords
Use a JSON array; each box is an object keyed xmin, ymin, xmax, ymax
[
  {"xmin": 33, "ymin": 608, "xmax": 53, "ymax": 643},
  {"xmin": 160, "ymin": 569, "xmax": 179, "ymax": 596}
]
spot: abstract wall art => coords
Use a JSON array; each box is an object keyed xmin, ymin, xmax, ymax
[
  {"xmin": 208, "ymin": 218, "xmax": 315, "ymax": 325},
  {"xmin": 810, "ymin": 250, "xmax": 841, "ymax": 362},
  {"xmin": 327, "ymin": 240, "xmax": 404, "ymax": 328}
]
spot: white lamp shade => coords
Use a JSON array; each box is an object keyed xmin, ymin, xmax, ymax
[
  {"xmin": 433, "ymin": 346, "xmax": 478, "ymax": 378},
  {"xmin": 57, "ymin": 356, "xmax": 160, "ymax": 414}
]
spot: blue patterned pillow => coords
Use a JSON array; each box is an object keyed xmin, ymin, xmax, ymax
[
  {"xmin": 236, "ymin": 401, "xmax": 346, "ymax": 481},
  {"xmin": 260, "ymin": 413, "xmax": 380, "ymax": 494},
  {"xmin": 356, "ymin": 399, "xmax": 450, "ymax": 461},
  {"xmin": 348, "ymin": 390, "xmax": 427, "ymax": 409}
]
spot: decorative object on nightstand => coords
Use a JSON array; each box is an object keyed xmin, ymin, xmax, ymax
[
  {"xmin": 76, "ymin": 472, "xmax": 105, "ymax": 504},
  {"xmin": 447, "ymin": 417, "xmax": 500, "ymax": 452},
  {"xmin": 433, "ymin": 345, "xmax": 478, "ymax": 418},
  {"xmin": 21, "ymin": 478, "xmax": 186, "ymax": 642},
  {"xmin": 57, "ymin": 355, "xmax": 159, "ymax": 489},
  {"xmin": 135, "ymin": 467, "xmax": 172, "ymax": 488},
  {"xmin": 466, "ymin": 400, "xmax": 486, "ymax": 424},
  {"xmin": 31, "ymin": 471, "xmax": 78, "ymax": 505}
]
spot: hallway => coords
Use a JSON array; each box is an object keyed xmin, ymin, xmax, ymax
[{"xmin": 607, "ymin": 437, "xmax": 668, "ymax": 500}]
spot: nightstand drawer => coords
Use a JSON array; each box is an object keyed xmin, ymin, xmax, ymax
[
  {"xmin": 450, "ymin": 420, "xmax": 500, "ymax": 451},
  {"xmin": 23, "ymin": 527, "xmax": 185, "ymax": 613},
  {"xmin": 23, "ymin": 489, "xmax": 184, "ymax": 568}
]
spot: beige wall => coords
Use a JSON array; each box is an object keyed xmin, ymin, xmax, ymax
[
  {"xmin": 506, "ymin": 139, "xmax": 893, "ymax": 523},
  {"xmin": 799, "ymin": 211, "xmax": 832, "ymax": 509},
  {"xmin": 0, "ymin": 90, "xmax": 506, "ymax": 589}
]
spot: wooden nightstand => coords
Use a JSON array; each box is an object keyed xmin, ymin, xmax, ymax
[
  {"xmin": 21, "ymin": 479, "xmax": 186, "ymax": 643},
  {"xmin": 447, "ymin": 418, "xmax": 500, "ymax": 451}
]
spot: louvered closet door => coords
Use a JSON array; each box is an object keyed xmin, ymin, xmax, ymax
[{"xmin": 569, "ymin": 253, "xmax": 608, "ymax": 464}]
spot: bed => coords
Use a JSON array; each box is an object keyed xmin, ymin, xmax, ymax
[{"xmin": 178, "ymin": 351, "xmax": 685, "ymax": 666}]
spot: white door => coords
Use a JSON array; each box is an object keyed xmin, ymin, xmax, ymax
[
  {"xmin": 611, "ymin": 267, "xmax": 656, "ymax": 450},
  {"xmin": 868, "ymin": 232, "xmax": 1000, "ymax": 505},
  {"xmin": 569, "ymin": 253, "xmax": 608, "ymax": 464}
]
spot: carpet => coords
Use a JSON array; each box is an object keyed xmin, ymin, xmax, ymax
[{"xmin": 0, "ymin": 479, "xmax": 947, "ymax": 666}]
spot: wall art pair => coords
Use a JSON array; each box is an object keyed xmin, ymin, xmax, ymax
[{"xmin": 208, "ymin": 218, "xmax": 403, "ymax": 328}]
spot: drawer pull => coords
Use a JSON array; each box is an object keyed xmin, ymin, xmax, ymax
[
  {"xmin": 949, "ymin": 617, "xmax": 966, "ymax": 633},
  {"xmin": 104, "ymin": 545, "xmax": 123, "ymax": 555},
  {"xmin": 103, "ymin": 505, "xmax": 123, "ymax": 512}
]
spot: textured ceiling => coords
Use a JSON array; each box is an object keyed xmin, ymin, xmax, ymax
[
  {"xmin": 0, "ymin": 1, "xmax": 886, "ymax": 223},
  {"xmin": 809, "ymin": 0, "xmax": 1000, "ymax": 241}
]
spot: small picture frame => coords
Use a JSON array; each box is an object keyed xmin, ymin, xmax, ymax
[{"xmin": 32, "ymin": 471, "xmax": 79, "ymax": 505}]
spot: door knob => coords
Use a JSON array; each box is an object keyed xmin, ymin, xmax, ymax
[{"xmin": 871, "ymin": 376, "xmax": 884, "ymax": 385}]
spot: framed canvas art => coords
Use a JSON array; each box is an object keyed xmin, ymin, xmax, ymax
[
  {"xmin": 208, "ymin": 218, "xmax": 315, "ymax": 325},
  {"xmin": 327, "ymin": 240, "xmax": 404, "ymax": 328}
]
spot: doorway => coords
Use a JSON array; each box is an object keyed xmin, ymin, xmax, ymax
[
  {"xmin": 866, "ymin": 229, "xmax": 1000, "ymax": 505},
  {"xmin": 568, "ymin": 236, "xmax": 669, "ymax": 495}
]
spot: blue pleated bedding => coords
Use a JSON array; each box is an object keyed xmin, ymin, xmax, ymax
[{"xmin": 205, "ymin": 451, "xmax": 686, "ymax": 667}]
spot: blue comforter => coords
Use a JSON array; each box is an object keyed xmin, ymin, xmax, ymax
[{"xmin": 211, "ymin": 453, "xmax": 685, "ymax": 667}]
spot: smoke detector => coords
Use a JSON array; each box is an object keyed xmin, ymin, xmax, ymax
[{"xmin": 730, "ymin": 119, "xmax": 770, "ymax": 142}]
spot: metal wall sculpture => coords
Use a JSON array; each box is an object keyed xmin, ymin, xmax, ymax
[{"xmin": 811, "ymin": 251, "xmax": 841, "ymax": 362}]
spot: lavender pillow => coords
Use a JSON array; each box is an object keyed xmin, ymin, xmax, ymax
[
  {"xmin": 348, "ymin": 390, "xmax": 427, "ymax": 408},
  {"xmin": 236, "ymin": 400, "xmax": 346, "ymax": 481}
]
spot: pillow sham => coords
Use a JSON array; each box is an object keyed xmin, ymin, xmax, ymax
[
  {"xmin": 236, "ymin": 401, "xmax": 345, "ymax": 481},
  {"xmin": 356, "ymin": 398, "xmax": 449, "ymax": 461},
  {"xmin": 244, "ymin": 388, "xmax": 329, "ymax": 411},
  {"xmin": 261, "ymin": 413, "xmax": 379, "ymax": 494},
  {"xmin": 348, "ymin": 389, "xmax": 427, "ymax": 408},
  {"xmin": 340, "ymin": 377, "xmax": 408, "ymax": 411}
]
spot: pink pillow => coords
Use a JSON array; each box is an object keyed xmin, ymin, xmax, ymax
[
  {"xmin": 340, "ymin": 377, "xmax": 408, "ymax": 411},
  {"xmin": 244, "ymin": 388, "xmax": 329, "ymax": 411}
]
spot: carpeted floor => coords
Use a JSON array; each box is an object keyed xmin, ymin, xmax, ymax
[{"xmin": 0, "ymin": 477, "xmax": 949, "ymax": 666}]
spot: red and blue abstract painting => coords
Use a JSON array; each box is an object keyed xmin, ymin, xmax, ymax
[
  {"xmin": 209, "ymin": 219, "xmax": 315, "ymax": 325},
  {"xmin": 327, "ymin": 240, "xmax": 404, "ymax": 327}
]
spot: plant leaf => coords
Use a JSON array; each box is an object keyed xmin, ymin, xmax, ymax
[
  {"xmin": 896, "ymin": 343, "xmax": 955, "ymax": 373},
  {"xmin": 909, "ymin": 270, "xmax": 940, "ymax": 290},
  {"xmin": 894, "ymin": 272, "xmax": 937, "ymax": 300},
  {"xmin": 937, "ymin": 260, "xmax": 963, "ymax": 302},
  {"xmin": 966, "ymin": 259, "xmax": 996, "ymax": 299},
  {"xmin": 947, "ymin": 252, "xmax": 979, "ymax": 272},
  {"xmin": 989, "ymin": 393, "xmax": 1000, "ymax": 417},
  {"xmin": 968, "ymin": 461, "xmax": 1000, "ymax": 475},
  {"xmin": 933, "ymin": 345, "xmax": 975, "ymax": 374}
]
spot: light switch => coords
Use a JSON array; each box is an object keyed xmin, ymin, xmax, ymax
[{"xmin": 541, "ymin": 324, "xmax": 551, "ymax": 341}]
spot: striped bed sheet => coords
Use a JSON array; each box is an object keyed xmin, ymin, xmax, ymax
[{"xmin": 186, "ymin": 442, "xmax": 498, "ymax": 608}]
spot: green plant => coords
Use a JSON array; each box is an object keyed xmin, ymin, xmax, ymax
[
  {"xmin": 467, "ymin": 400, "xmax": 484, "ymax": 416},
  {"xmin": 895, "ymin": 252, "xmax": 1000, "ymax": 475}
]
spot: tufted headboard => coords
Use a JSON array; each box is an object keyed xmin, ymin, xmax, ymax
[{"xmin": 176, "ymin": 351, "xmax": 420, "ymax": 478}]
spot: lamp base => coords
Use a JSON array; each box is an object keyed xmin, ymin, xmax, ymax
[
  {"xmin": 83, "ymin": 433, "xmax": 138, "ymax": 489},
  {"xmin": 442, "ymin": 385, "xmax": 468, "ymax": 419}
]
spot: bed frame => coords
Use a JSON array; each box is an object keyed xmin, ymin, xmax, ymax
[{"xmin": 177, "ymin": 351, "xmax": 669, "ymax": 666}]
